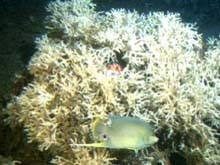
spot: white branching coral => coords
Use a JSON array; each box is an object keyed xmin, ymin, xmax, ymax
[{"xmin": 6, "ymin": 0, "xmax": 220, "ymax": 164}]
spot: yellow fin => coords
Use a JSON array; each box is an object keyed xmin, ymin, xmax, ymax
[
  {"xmin": 74, "ymin": 142, "xmax": 106, "ymax": 148},
  {"xmin": 92, "ymin": 115, "xmax": 108, "ymax": 127}
]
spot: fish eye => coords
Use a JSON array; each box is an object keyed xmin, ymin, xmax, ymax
[{"xmin": 101, "ymin": 133, "xmax": 108, "ymax": 141}]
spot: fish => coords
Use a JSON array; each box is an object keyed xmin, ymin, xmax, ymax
[
  {"xmin": 75, "ymin": 116, "xmax": 158, "ymax": 153},
  {"xmin": 107, "ymin": 64, "xmax": 124, "ymax": 73}
]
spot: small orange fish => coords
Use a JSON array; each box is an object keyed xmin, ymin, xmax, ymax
[{"xmin": 107, "ymin": 64, "xmax": 123, "ymax": 73}]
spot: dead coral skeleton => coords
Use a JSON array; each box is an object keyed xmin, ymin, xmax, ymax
[{"xmin": 5, "ymin": 0, "xmax": 220, "ymax": 164}]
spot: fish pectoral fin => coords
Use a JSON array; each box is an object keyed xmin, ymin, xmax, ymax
[{"xmin": 74, "ymin": 142, "xmax": 106, "ymax": 148}]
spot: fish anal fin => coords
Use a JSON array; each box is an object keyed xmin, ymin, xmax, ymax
[{"xmin": 74, "ymin": 142, "xmax": 105, "ymax": 148}]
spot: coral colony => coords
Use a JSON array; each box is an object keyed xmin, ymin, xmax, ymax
[{"xmin": 6, "ymin": 0, "xmax": 220, "ymax": 164}]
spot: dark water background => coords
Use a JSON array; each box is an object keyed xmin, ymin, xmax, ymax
[{"xmin": 0, "ymin": 0, "xmax": 219, "ymax": 164}]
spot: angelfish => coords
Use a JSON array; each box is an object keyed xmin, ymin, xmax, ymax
[{"xmin": 75, "ymin": 116, "xmax": 158, "ymax": 153}]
